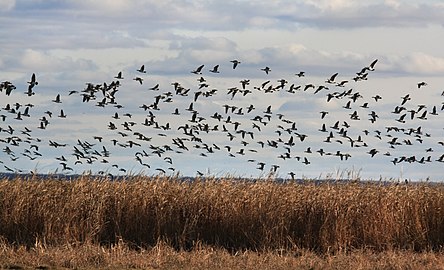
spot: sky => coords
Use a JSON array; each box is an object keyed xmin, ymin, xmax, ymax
[{"xmin": 1, "ymin": 0, "xmax": 444, "ymax": 181}]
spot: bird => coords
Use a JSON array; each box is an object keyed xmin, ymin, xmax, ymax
[
  {"xmin": 401, "ymin": 94, "xmax": 411, "ymax": 106},
  {"xmin": 261, "ymin": 67, "xmax": 271, "ymax": 74},
  {"xmin": 149, "ymin": 84, "xmax": 159, "ymax": 91},
  {"xmin": 58, "ymin": 109, "xmax": 67, "ymax": 118},
  {"xmin": 114, "ymin": 71, "xmax": 123, "ymax": 79},
  {"xmin": 137, "ymin": 65, "xmax": 147, "ymax": 73},
  {"xmin": 52, "ymin": 94, "xmax": 61, "ymax": 103},
  {"xmin": 133, "ymin": 77, "xmax": 143, "ymax": 84},
  {"xmin": 295, "ymin": 71, "xmax": 305, "ymax": 77},
  {"xmin": 25, "ymin": 73, "xmax": 38, "ymax": 96},
  {"xmin": 417, "ymin": 81, "xmax": 427, "ymax": 88},
  {"xmin": 257, "ymin": 162, "xmax": 266, "ymax": 171},
  {"xmin": 27, "ymin": 73, "xmax": 38, "ymax": 87},
  {"xmin": 372, "ymin": 95, "xmax": 382, "ymax": 102},
  {"xmin": 368, "ymin": 149, "xmax": 379, "ymax": 157},
  {"xmin": 336, "ymin": 80, "xmax": 348, "ymax": 87},
  {"xmin": 209, "ymin": 65, "xmax": 220, "ymax": 73},
  {"xmin": 264, "ymin": 105, "xmax": 272, "ymax": 114},
  {"xmin": 326, "ymin": 73, "xmax": 338, "ymax": 84},
  {"xmin": 320, "ymin": 111, "xmax": 329, "ymax": 119},
  {"xmin": 1, "ymin": 81, "xmax": 16, "ymax": 95},
  {"xmin": 191, "ymin": 65, "xmax": 204, "ymax": 74},
  {"xmin": 230, "ymin": 60, "xmax": 241, "ymax": 69},
  {"xmin": 368, "ymin": 59, "xmax": 378, "ymax": 71}
]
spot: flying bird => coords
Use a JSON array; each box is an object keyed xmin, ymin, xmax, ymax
[
  {"xmin": 133, "ymin": 77, "xmax": 143, "ymax": 84},
  {"xmin": 52, "ymin": 94, "xmax": 61, "ymax": 103},
  {"xmin": 368, "ymin": 59, "xmax": 378, "ymax": 71},
  {"xmin": 326, "ymin": 73, "xmax": 338, "ymax": 84},
  {"xmin": 209, "ymin": 65, "xmax": 220, "ymax": 73},
  {"xmin": 230, "ymin": 60, "xmax": 241, "ymax": 69},
  {"xmin": 114, "ymin": 71, "xmax": 123, "ymax": 79},
  {"xmin": 137, "ymin": 65, "xmax": 147, "ymax": 73},
  {"xmin": 191, "ymin": 65, "xmax": 205, "ymax": 74},
  {"xmin": 261, "ymin": 67, "xmax": 271, "ymax": 74},
  {"xmin": 417, "ymin": 81, "xmax": 427, "ymax": 88},
  {"xmin": 295, "ymin": 71, "xmax": 305, "ymax": 77},
  {"xmin": 27, "ymin": 73, "xmax": 38, "ymax": 87}
]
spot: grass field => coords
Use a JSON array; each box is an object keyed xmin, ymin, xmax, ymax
[{"xmin": 0, "ymin": 175, "xmax": 444, "ymax": 269}]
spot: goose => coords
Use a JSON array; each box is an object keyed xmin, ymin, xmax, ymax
[
  {"xmin": 137, "ymin": 65, "xmax": 146, "ymax": 73},
  {"xmin": 52, "ymin": 94, "xmax": 61, "ymax": 103},
  {"xmin": 320, "ymin": 111, "xmax": 328, "ymax": 119},
  {"xmin": 149, "ymin": 83, "xmax": 159, "ymax": 91},
  {"xmin": 326, "ymin": 72, "xmax": 338, "ymax": 84},
  {"xmin": 114, "ymin": 71, "xmax": 123, "ymax": 79},
  {"xmin": 261, "ymin": 66, "xmax": 271, "ymax": 74},
  {"xmin": 191, "ymin": 64, "xmax": 204, "ymax": 74},
  {"xmin": 295, "ymin": 71, "xmax": 305, "ymax": 77},
  {"xmin": 417, "ymin": 81, "xmax": 427, "ymax": 88},
  {"xmin": 209, "ymin": 65, "xmax": 220, "ymax": 73},
  {"xmin": 133, "ymin": 77, "xmax": 143, "ymax": 84},
  {"xmin": 368, "ymin": 59, "xmax": 378, "ymax": 71},
  {"xmin": 58, "ymin": 109, "xmax": 67, "ymax": 118},
  {"xmin": 230, "ymin": 59, "xmax": 241, "ymax": 69},
  {"xmin": 27, "ymin": 73, "xmax": 38, "ymax": 87}
]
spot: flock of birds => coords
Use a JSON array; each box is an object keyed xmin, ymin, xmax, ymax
[{"xmin": 1, "ymin": 58, "xmax": 444, "ymax": 179}]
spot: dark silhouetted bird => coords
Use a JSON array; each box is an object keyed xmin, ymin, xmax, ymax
[
  {"xmin": 230, "ymin": 60, "xmax": 241, "ymax": 69},
  {"xmin": 191, "ymin": 65, "xmax": 204, "ymax": 74},
  {"xmin": 137, "ymin": 65, "xmax": 146, "ymax": 73},
  {"xmin": 261, "ymin": 67, "xmax": 271, "ymax": 74}
]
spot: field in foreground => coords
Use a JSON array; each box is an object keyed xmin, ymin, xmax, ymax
[
  {"xmin": 0, "ymin": 175, "xmax": 444, "ymax": 268},
  {"xmin": 1, "ymin": 242, "xmax": 444, "ymax": 269}
]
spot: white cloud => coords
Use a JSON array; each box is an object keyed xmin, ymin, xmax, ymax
[
  {"xmin": 73, "ymin": 0, "xmax": 134, "ymax": 13},
  {"xmin": 384, "ymin": 0, "xmax": 401, "ymax": 9},
  {"xmin": 304, "ymin": 0, "xmax": 356, "ymax": 11},
  {"xmin": 384, "ymin": 52, "xmax": 444, "ymax": 76},
  {"xmin": 0, "ymin": 0, "xmax": 15, "ymax": 11},
  {"xmin": 275, "ymin": 1, "xmax": 444, "ymax": 28},
  {"xmin": 407, "ymin": 53, "xmax": 444, "ymax": 74},
  {"xmin": 19, "ymin": 49, "xmax": 97, "ymax": 73}
]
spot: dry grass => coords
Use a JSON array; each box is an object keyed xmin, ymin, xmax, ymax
[
  {"xmin": 1, "ymin": 241, "xmax": 444, "ymax": 269},
  {"xmin": 0, "ymin": 175, "xmax": 444, "ymax": 268}
]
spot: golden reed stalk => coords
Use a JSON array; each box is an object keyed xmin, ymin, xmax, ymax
[{"xmin": 0, "ymin": 175, "xmax": 443, "ymax": 253}]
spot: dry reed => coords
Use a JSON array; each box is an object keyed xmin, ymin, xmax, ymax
[{"xmin": 0, "ymin": 175, "xmax": 443, "ymax": 253}]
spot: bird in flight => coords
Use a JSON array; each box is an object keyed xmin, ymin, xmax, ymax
[
  {"xmin": 133, "ymin": 77, "xmax": 143, "ymax": 85},
  {"xmin": 326, "ymin": 73, "xmax": 338, "ymax": 84},
  {"xmin": 52, "ymin": 94, "xmax": 62, "ymax": 103},
  {"xmin": 191, "ymin": 65, "xmax": 205, "ymax": 74},
  {"xmin": 209, "ymin": 65, "xmax": 220, "ymax": 73},
  {"xmin": 417, "ymin": 81, "xmax": 427, "ymax": 88},
  {"xmin": 26, "ymin": 73, "xmax": 38, "ymax": 96},
  {"xmin": 230, "ymin": 60, "xmax": 241, "ymax": 69},
  {"xmin": 295, "ymin": 71, "xmax": 305, "ymax": 77},
  {"xmin": 114, "ymin": 72, "xmax": 123, "ymax": 79},
  {"xmin": 137, "ymin": 65, "xmax": 146, "ymax": 73},
  {"xmin": 261, "ymin": 67, "xmax": 271, "ymax": 74},
  {"xmin": 368, "ymin": 59, "xmax": 378, "ymax": 71},
  {"xmin": 27, "ymin": 73, "xmax": 38, "ymax": 87}
]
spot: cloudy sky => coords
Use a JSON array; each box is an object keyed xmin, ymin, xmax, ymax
[{"xmin": 1, "ymin": 0, "xmax": 444, "ymax": 181}]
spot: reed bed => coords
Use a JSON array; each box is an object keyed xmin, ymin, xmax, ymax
[
  {"xmin": 2, "ymin": 241, "xmax": 444, "ymax": 270},
  {"xmin": 0, "ymin": 175, "xmax": 443, "ymax": 253}
]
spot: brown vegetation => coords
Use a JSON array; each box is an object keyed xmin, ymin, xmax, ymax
[
  {"xmin": 0, "ymin": 175, "xmax": 444, "ymax": 268},
  {"xmin": 1, "ymin": 241, "xmax": 444, "ymax": 269}
]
